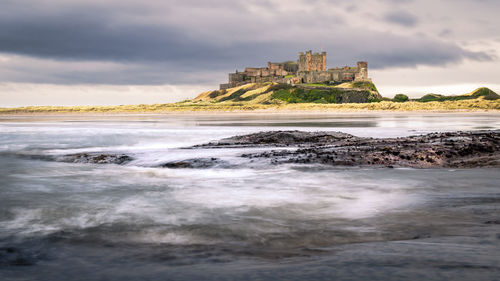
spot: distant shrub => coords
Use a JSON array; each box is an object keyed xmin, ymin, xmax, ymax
[
  {"xmin": 418, "ymin": 93, "xmax": 444, "ymax": 102},
  {"xmin": 393, "ymin": 94, "xmax": 409, "ymax": 102}
]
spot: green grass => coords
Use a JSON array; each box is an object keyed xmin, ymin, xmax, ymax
[
  {"xmin": 270, "ymin": 87, "xmax": 382, "ymax": 104},
  {"xmin": 416, "ymin": 93, "xmax": 473, "ymax": 102},
  {"xmin": 266, "ymin": 83, "xmax": 294, "ymax": 92},
  {"xmin": 415, "ymin": 88, "xmax": 499, "ymax": 102},
  {"xmin": 352, "ymin": 81, "xmax": 378, "ymax": 92},
  {"xmin": 271, "ymin": 88, "xmax": 338, "ymax": 103},
  {"xmin": 471, "ymin": 87, "xmax": 500, "ymax": 100},
  {"xmin": 303, "ymin": 83, "xmax": 337, "ymax": 88}
]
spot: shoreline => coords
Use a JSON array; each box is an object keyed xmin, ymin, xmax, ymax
[
  {"xmin": 1, "ymin": 112, "xmax": 500, "ymax": 119},
  {"xmin": 1, "ymin": 108, "xmax": 500, "ymax": 116}
]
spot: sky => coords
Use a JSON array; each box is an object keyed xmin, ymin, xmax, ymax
[{"xmin": 0, "ymin": 0, "xmax": 499, "ymax": 106}]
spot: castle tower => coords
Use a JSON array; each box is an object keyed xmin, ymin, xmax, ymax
[
  {"xmin": 306, "ymin": 50, "xmax": 312, "ymax": 71},
  {"xmin": 355, "ymin": 61, "xmax": 368, "ymax": 81},
  {"xmin": 321, "ymin": 52, "xmax": 326, "ymax": 71},
  {"xmin": 298, "ymin": 51, "xmax": 306, "ymax": 72},
  {"xmin": 298, "ymin": 50, "xmax": 326, "ymax": 72}
]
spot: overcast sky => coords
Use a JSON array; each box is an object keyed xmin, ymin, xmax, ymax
[{"xmin": 1, "ymin": 0, "xmax": 499, "ymax": 106}]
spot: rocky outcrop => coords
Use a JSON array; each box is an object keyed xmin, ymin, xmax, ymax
[{"xmin": 199, "ymin": 130, "xmax": 500, "ymax": 168}]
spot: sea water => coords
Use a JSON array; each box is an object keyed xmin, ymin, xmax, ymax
[{"xmin": 0, "ymin": 113, "xmax": 499, "ymax": 280}]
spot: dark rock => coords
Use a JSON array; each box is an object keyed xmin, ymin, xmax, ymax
[
  {"xmin": 195, "ymin": 130, "xmax": 360, "ymax": 148},
  {"xmin": 57, "ymin": 153, "xmax": 133, "ymax": 164},
  {"xmin": 411, "ymin": 233, "xmax": 432, "ymax": 240},
  {"xmin": 160, "ymin": 158, "xmax": 228, "ymax": 169}
]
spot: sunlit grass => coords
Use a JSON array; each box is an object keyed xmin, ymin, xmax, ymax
[{"xmin": 1, "ymin": 99, "xmax": 498, "ymax": 114}]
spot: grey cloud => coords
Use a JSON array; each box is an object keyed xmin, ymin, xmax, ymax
[
  {"xmin": 344, "ymin": 5, "xmax": 358, "ymax": 12},
  {"xmin": 439, "ymin": 29, "xmax": 453, "ymax": 37},
  {"xmin": 384, "ymin": 10, "xmax": 418, "ymax": 27},
  {"xmin": 0, "ymin": 0, "xmax": 495, "ymax": 85}
]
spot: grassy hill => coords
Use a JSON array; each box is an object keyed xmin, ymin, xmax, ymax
[
  {"xmin": 415, "ymin": 87, "xmax": 499, "ymax": 102},
  {"xmin": 194, "ymin": 81, "xmax": 382, "ymax": 104}
]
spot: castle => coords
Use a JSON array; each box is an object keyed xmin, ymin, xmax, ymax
[{"xmin": 220, "ymin": 50, "xmax": 369, "ymax": 90}]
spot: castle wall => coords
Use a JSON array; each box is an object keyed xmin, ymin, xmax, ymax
[
  {"xmin": 268, "ymin": 62, "xmax": 283, "ymax": 71},
  {"xmin": 297, "ymin": 71, "xmax": 332, "ymax": 84},
  {"xmin": 297, "ymin": 65, "xmax": 364, "ymax": 84},
  {"xmin": 229, "ymin": 72, "xmax": 245, "ymax": 84},
  {"xmin": 220, "ymin": 51, "xmax": 369, "ymax": 89}
]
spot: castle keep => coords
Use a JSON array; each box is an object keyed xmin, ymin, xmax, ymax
[
  {"xmin": 220, "ymin": 51, "xmax": 369, "ymax": 90},
  {"xmin": 298, "ymin": 51, "xmax": 326, "ymax": 72}
]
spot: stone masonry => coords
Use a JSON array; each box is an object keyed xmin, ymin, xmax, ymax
[{"xmin": 220, "ymin": 50, "xmax": 369, "ymax": 90}]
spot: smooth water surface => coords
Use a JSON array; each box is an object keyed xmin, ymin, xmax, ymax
[{"xmin": 0, "ymin": 113, "xmax": 499, "ymax": 280}]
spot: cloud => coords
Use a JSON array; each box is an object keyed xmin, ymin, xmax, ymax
[
  {"xmin": 0, "ymin": 0, "xmax": 496, "ymax": 86},
  {"xmin": 439, "ymin": 29, "xmax": 453, "ymax": 37},
  {"xmin": 383, "ymin": 10, "xmax": 418, "ymax": 27}
]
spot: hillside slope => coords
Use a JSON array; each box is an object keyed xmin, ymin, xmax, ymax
[{"xmin": 194, "ymin": 82, "xmax": 382, "ymax": 104}]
